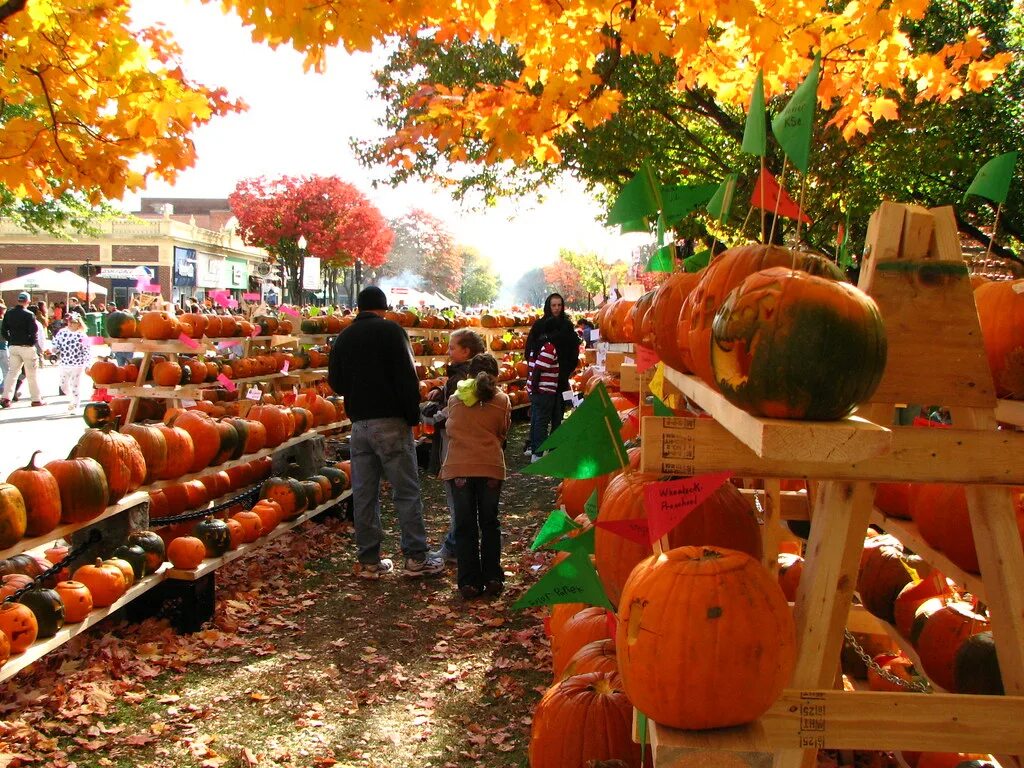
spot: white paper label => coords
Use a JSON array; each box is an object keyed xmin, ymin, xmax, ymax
[
  {"xmin": 246, "ymin": 386, "xmax": 263, "ymax": 401},
  {"xmin": 596, "ymin": 346, "xmax": 607, "ymax": 371},
  {"xmin": 180, "ymin": 398, "xmax": 197, "ymax": 408},
  {"xmin": 562, "ymin": 390, "xmax": 574, "ymax": 401}
]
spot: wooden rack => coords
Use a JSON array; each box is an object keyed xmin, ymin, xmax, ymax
[{"xmin": 638, "ymin": 203, "xmax": 1024, "ymax": 768}]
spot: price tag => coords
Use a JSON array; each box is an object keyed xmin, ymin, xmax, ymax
[
  {"xmin": 246, "ymin": 386, "xmax": 262, "ymax": 401},
  {"xmin": 178, "ymin": 332, "xmax": 200, "ymax": 350},
  {"xmin": 593, "ymin": 329, "xmax": 601, "ymax": 340},
  {"xmin": 180, "ymin": 398, "xmax": 197, "ymax": 408},
  {"xmin": 217, "ymin": 374, "xmax": 237, "ymax": 392},
  {"xmin": 562, "ymin": 390, "xmax": 574, "ymax": 401},
  {"xmin": 250, "ymin": 324, "xmax": 262, "ymax": 338},
  {"xmin": 596, "ymin": 346, "xmax": 607, "ymax": 371},
  {"xmin": 280, "ymin": 360, "xmax": 290, "ymax": 374}
]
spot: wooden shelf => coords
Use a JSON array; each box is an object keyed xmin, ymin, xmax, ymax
[
  {"xmin": 293, "ymin": 334, "xmax": 337, "ymax": 345},
  {"xmin": 737, "ymin": 488, "xmax": 810, "ymax": 521},
  {"xmin": 996, "ymin": 399, "xmax": 1024, "ymax": 428},
  {"xmin": 870, "ymin": 508, "xmax": 987, "ymax": 601},
  {"xmin": 104, "ymin": 372, "xmax": 291, "ymax": 398},
  {"xmin": 105, "ymin": 336, "xmax": 288, "ymax": 353},
  {"xmin": 661, "ymin": 366, "xmax": 894, "ymax": 463},
  {"xmin": 0, "ymin": 564, "xmax": 171, "ymax": 684},
  {"xmin": 648, "ymin": 690, "xmax": 1024, "ymax": 755},
  {"xmin": 165, "ymin": 490, "xmax": 352, "ymax": 581},
  {"xmin": 0, "ymin": 491, "xmax": 150, "ymax": 562}
]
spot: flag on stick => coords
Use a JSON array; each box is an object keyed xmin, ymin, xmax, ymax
[
  {"xmin": 771, "ymin": 54, "xmax": 821, "ymax": 173},
  {"xmin": 964, "ymin": 151, "xmax": 1019, "ymax": 204},
  {"xmin": 742, "ymin": 70, "xmax": 767, "ymax": 157},
  {"xmin": 512, "ymin": 549, "xmax": 613, "ymax": 610},
  {"xmin": 751, "ymin": 169, "xmax": 812, "ymax": 224},
  {"xmin": 607, "ymin": 164, "xmax": 661, "ymax": 225},
  {"xmin": 683, "ymin": 249, "xmax": 711, "ymax": 273},
  {"xmin": 661, "ymin": 183, "xmax": 720, "ymax": 224},
  {"xmin": 531, "ymin": 509, "xmax": 581, "ymax": 550},
  {"xmin": 706, "ymin": 174, "xmax": 738, "ymax": 224}
]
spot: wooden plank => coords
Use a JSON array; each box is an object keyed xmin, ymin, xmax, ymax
[
  {"xmin": 651, "ymin": 690, "xmax": 1024, "ymax": 753},
  {"xmin": 107, "ymin": 336, "xmax": 282, "ymax": 353},
  {"xmin": 996, "ymin": 399, "xmax": 1024, "ymax": 427},
  {"xmin": 0, "ymin": 491, "xmax": 150, "ymax": 561},
  {"xmin": 639, "ymin": 416, "xmax": 1024, "ymax": 485},
  {"xmin": 0, "ymin": 564, "xmax": 171, "ymax": 684},
  {"xmin": 165, "ymin": 491, "xmax": 352, "ymax": 581},
  {"xmin": 762, "ymin": 480, "xmax": 783, "ymax": 573},
  {"xmin": 869, "ymin": 509, "xmax": 987, "ymax": 601},
  {"xmin": 662, "ymin": 368, "xmax": 893, "ymax": 463}
]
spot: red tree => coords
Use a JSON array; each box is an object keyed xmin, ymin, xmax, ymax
[
  {"xmin": 229, "ymin": 175, "xmax": 393, "ymax": 303},
  {"xmin": 543, "ymin": 257, "xmax": 587, "ymax": 307},
  {"xmin": 381, "ymin": 209, "xmax": 462, "ymax": 298}
]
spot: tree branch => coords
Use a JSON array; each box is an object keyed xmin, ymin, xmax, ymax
[{"xmin": 0, "ymin": 0, "xmax": 28, "ymax": 24}]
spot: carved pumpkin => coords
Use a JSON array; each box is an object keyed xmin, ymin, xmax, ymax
[
  {"xmin": 318, "ymin": 467, "xmax": 349, "ymax": 497},
  {"xmin": 112, "ymin": 545, "xmax": 149, "ymax": 580},
  {"xmin": 914, "ymin": 601, "xmax": 990, "ymax": 691},
  {"xmin": 616, "ymin": 546, "xmax": 796, "ymax": 729},
  {"xmin": 0, "ymin": 602, "xmax": 38, "ymax": 653},
  {"xmin": 251, "ymin": 499, "xmax": 284, "ymax": 532},
  {"xmin": 155, "ymin": 424, "xmax": 195, "ymax": 480},
  {"xmin": 974, "ymin": 278, "xmax": 1024, "ymax": 398},
  {"xmin": 82, "ymin": 401, "xmax": 116, "ymax": 429},
  {"xmin": 260, "ymin": 477, "xmax": 307, "ymax": 520},
  {"xmin": 629, "ymin": 290, "xmax": 657, "ymax": 349},
  {"xmin": 710, "ymin": 267, "xmax": 886, "ymax": 419},
  {"xmin": 72, "ymin": 559, "xmax": 126, "ymax": 608},
  {"xmin": 231, "ymin": 510, "xmax": 264, "ymax": 543},
  {"xmin": 102, "ymin": 557, "xmax": 136, "ymax": 588},
  {"xmin": 72, "ymin": 426, "xmax": 147, "ymax": 503},
  {"xmin": 55, "ymin": 580, "xmax": 93, "ymax": 623},
  {"xmin": 646, "ymin": 272, "xmax": 702, "ymax": 373},
  {"xmin": 866, "ymin": 652, "xmax": 918, "ymax": 693},
  {"xmin": 139, "ymin": 311, "xmax": 181, "ymax": 340},
  {"xmin": 529, "ymin": 672, "xmax": 643, "ymax": 768},
  {"xmin": 193, "ymin": 517, "xmax": 231, "ymax": 557},
  {"xmin": 0, "ymin": 482, "xmax": 28, "ymax": 548},
  {"xmin": 17, "ymin": 588, "xmax": 65, "ymax": 638},
  {"xmin": 167, "ymin": 536, "xmax": 206, "ymax": 569},
  {"xmin": 120, "ymin": 423, "xmax": 168, "ymax": 484},
  {"xmin": 178, "ymin": 312, "xmax": 207, "ymax": 339},
  {"xmin": 45, "ymin": 457, "xmax": 109, "ymax": 523},
  {"xmin": 127, "ymin": 530, "xmax": 166, "ymax": 572}
]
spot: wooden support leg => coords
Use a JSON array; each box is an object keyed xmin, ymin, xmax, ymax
[{"xmin": 762, "ymin": 479, "xmax": 782, "ymax": 575}]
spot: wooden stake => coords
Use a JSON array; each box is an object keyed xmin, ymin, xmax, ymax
[
  {"xmin": 794, "ymin": 173, "xmax": 809, "ymax": 244},
  {"xmin": 984, "ymin": 203, "xmax": 1003, "ymax": 261},
  {"xmin": 760, "ymin": 155, "xmax": 767, "ymax": 243},
  {"xmin": 768, "ymin": 157, "xmax": 788, "ymax": 244}
]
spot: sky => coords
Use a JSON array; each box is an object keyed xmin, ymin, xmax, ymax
[{"xmin": 124, "ymin": 0, "xmax": 651, "ymax": 291}]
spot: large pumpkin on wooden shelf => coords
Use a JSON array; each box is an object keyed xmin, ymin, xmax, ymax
[
  {"xmin": 73, "ymin": 426, "xmax": 147, "ymax": 503},
  {"xmin": 45, "ymin": 457, "xmax": 109, "ymax": 523},
  {"xmin": 154, "ymin": 424, "xmax": 195, "ymax": 479},
  {"xmin": 914, "ymin": 601, "xmax": 990, "ymax": 691},
  {"xmin": 684, "ymin": 244, "xmax": 847, "ymax": 387},
  {"xmin": 710, "ymin": 267, "xmax": 887, "ymax": 420},
  {"xmin": 249, "ymin": 405, "xmax": 291, "ymax": 448},
  {"xmin": 629, "ymin": 290, "xmax": 656, "ymax": 348},
  {"xmin": 72, "ymin": 559, "xmax": 126, "ymax": 608},
  {"xmin": 178, "ymin": 313, "xmax": 207, "ymax": 339},
  {"xmin": 210, "ymin": 419, "xmax": 240, "ymax": 466},
  {"xmin": 260, "ymin": 477, "xmax": 307, "ymax": 520},
  {"xmin": 128, "ymin": 530, "xmax": 166, "ymax": 572},
  {"xmin": 894, "ymin": 572, "xmax": 954, "ymax": 639},
  {"xmin": 974, "ymin": 279, "xmax": 1024, "ymax": 398},
  {"xmin": 139, "ymin": 311, "xmax": 181, "ymax": 340},
  {"xmin": 550, "ymin": 606, "xmax": 613, "ymax": 678},
  {"xmin": 616, "ymin": 546, "xmax": 796, "ymax": 729},
  {"xmin": 648, "ymin": 271, "xmax": 702, "ymax": 373},
  {"xmin": 857, "ymin": 538, "xmax": 913, "ymax": 624},
  {"xmin": 166, "ymin": 410, "xmax": 221, "ymax": 472},
  {"xmin": 875, "ymin": 482, "xmax": 913, "ymax": 520},
  {"xmin": 594, "ymin": 470, "xmax": 762, "ymax": 607},
  {"xmin": 0, "ymin": 483, "xmax": 27, "ymax": 549},
  {"xmin": 88, "ymin": 359, "xmax": 121, "ymax": 386},
  {"xmin": 7, "ymin": 451, "xmax": 58, "ymax": 537},
  {"xmin": 529, "ymin": 672, "xmax": 643, "ymax": 768},
  {"xmin": 598, "ymin": 299, "xmax": 635, "ymax": 343},
  {"xmin": 167, "ymin": 536, "xmax": 206, "ymax": 569},
  {"xmin": 104, "ymin": 311, "xmax": 138, "ymax": 339},
  {"xmin": 120, "ymin": 423, "xmax": 168, "ymax": 484}
]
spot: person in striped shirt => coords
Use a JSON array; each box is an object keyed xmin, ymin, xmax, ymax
[{"xmin": 526, "ymin": 318, "xmax": 562, "ymax": 462}]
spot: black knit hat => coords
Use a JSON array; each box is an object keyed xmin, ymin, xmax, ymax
[{"xmin": 357, "ymin": 286, "xmax": 388, "ymax": 311}]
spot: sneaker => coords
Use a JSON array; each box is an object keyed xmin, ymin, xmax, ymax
[
  {"xmin": 355, "ymin": 559, "xmax": 394, "ymax": 579},
  {"xmin": 31, "ymin": 401, "xmax": 44, "ymax": 407},
  {"xmin": 459, "ymin": 584, "xmax": 483, "ymax": 600},
  {"xmin": 403, "ymin": 555, "xmax": 445, "ymax": 578},
  {"xmin": 0, "ymin": 400, "xmax": 9, "ymax": 409},
  {"xmin": 483, "ymin": 580, "xmax": 504, "ymax": 597},
  {"xmin": 428, "ymin": 547, "xmax": 458, "ymax": 564}
]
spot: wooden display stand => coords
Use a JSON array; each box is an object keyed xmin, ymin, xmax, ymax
[{"xmin": 639, "ymin": 203, "xmax": 1024, "ymax": 767}]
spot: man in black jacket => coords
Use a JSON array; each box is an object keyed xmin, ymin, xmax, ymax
[
  {"xmin": 1, "ymin": 292, "xmax": 43, "ymax": 407},
  {"xmin": 328, "ymin": 286, "xmax": 443, "ymax": 579}
]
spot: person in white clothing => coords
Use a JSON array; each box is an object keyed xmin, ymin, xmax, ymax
[{"xmin": 51, "ymin": 314, "xmax": 92, "ymax": 412}]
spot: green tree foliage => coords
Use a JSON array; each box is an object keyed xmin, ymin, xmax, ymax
[
  {"xmin": 512, "ymin": 267, "xmax": 551, "ymax": 306},
  {"xmin": 0, "ymin": 185, "xmax": 116, "ymax": 237},
  {"xmin": 457, "ymin": 247, "xmax": 501, "ymax": 307},
  {"xmin": 557, "ymin": 249, "xmax": 629, "ymax": 308}
]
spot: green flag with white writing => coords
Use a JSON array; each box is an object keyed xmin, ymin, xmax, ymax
[
  {"xmin": 771, "ymin": 54, "xmax": 821, "ymax": 173},
  {"xmin": 742, "ymin": 70, "xmax": 767, "ymax": 157}
]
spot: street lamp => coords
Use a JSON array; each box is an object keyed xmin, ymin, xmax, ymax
[
  {"xmin": 80, "ymin": 255, "xmax": 95, "ymax": 309},
  {"xmin": 296, "ymin": 236, "xmax": 307, "ymax": 307}
]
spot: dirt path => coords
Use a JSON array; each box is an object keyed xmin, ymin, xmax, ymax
[{"xmin": 0, "ymin": 422, "xmax": 560, "ymax": 768}]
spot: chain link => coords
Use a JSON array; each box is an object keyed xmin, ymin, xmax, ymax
[
  {"xmin": 752, "ymin": 489, "xmax": 767, "ymax": 525},
  {"xmin": 149, "ymin": 484, "xmax": 261, "ymax": 526},
  {"xmin": 843, "ymin": 629, "xmax": 931, "ymax": 693}
]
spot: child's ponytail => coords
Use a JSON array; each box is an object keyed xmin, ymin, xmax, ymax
[{"xmin": 468, "ymin": 353, "xmax": 500, "ymax": 403}]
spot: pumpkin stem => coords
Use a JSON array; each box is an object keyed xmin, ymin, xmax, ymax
[{"xmin": 22, "ymin": 450, "xmax": 43, "ymax": 470}]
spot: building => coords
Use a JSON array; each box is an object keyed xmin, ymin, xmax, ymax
[{"xmin": 0, "ymin": 198, "xmax": 276, "ymax": 309}]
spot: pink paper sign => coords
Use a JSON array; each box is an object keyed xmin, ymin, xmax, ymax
[
  {"xmin": 226, "ymin": 299, "xmax": 239, "ymax": 309},
  {"xmin": 250, "ymin": 324, "xmax": 262, "ymax": 338},
  {"xmin": 280, "ymin": 305, "xmax": 300, "ymax": 317},
  {"xmin": 216, "ymin": 374, "xmax": 237, "ymax": 392},
  {"xmin": 89, "ymin": 336, "xmax": 105, "ymax": 345},
  {"xmin": 280, "ymin": 360, "xmax": 289, "ymax": 374},
  {"xmin": 635, "ymin": 345, "xmax": 660, "ymax": 374},
  {"xmin": 178, "ymin": 332, "xmax": 200, "ymax": 350},
  {"xmin": 242, "ymin": 292, "xmax": 261, "ymax": 301},
  {"xmin": 643, "ymin": 471, "xmax": 733, "ymax": 544}
]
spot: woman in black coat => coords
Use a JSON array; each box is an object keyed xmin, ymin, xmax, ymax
[{"xmin": 524, "ymin": 293, "xmax": 582, "ymax": 440}]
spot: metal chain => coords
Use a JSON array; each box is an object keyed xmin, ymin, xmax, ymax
[
  {"xmin": 843, "ymin": 629, "xmax": 932, "ymax": 693},
  {"xmin": 752, "ymin": 489, "xmax": 767, "ymax": 525},
  {"xmin": 149, "ymin": 484, "xmax": 261, "ymax": 526},
  {"xmin": 1, "ymin": 528, "xmax": 103, "ymax": 604}
]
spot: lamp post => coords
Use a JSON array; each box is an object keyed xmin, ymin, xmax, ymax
[
  {"xmin": 296, "ymin": 235, "xmax": 308, "ymax": 307},
  {"xmin": 80, "ymin": 255, "xmax": 95, "ymax": 309}
]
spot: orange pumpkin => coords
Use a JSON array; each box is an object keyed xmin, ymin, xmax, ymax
[
  {"xmin": 231, "ymin": 509, "xmax": 264, "ymax": 543},
  {"xmin": 550, "ymin": 606, "xmax": 613, "ymax": 678},
  {"xmin": 251, "ymin": 499, "xmax": 284, "ymax": 532},
  {"xmin": 650, "ymin": 272, "xmax": 701, "ymax": 372},
  {"xmin": 249, "ymin": 405, "xmax": 291, "ymax": 448},
  {"xmin": 629, "ymin": 290, "xmax": 656, "ymax": 348},
  {"xmin": 154, "ymin": 424, "xmax": 195, "ymax": 479},
  {"xmin": 139, "ymin": 311, "xmax": 181, "ymax": 340},
  {"xmin": 558, "ymin": 637, "xmax": 619, "ymax": 681},
  {"xmin": 914, "ymin": 601, "xmax": 989, "ymax": 690},
  {"xmin": 73, "ymin": 426, "xmax": 147, "ymax": 503},
  {"xmin": 167, "ymin": 536, "xmax": 206, "ymax": 569},
  {"xmin": 45, "ymin": 457, "xmax": 109, "ymax": 523},
  {"xmin": 974, "ymin": 279, "xmax": 1024, "ymax": 398},
  {"xmin": 6, "ymin": 450, "xmax": 61, "ymax": 537},
  {"xmin": 0, "ymin": 602, "xmax": 38, "ymax": 652},
  {"xmin": 88, "ymin": 359, "xmax": 121, "ymax": 386},
  {"xmin": 166, "ymin": 410, "xmax": 221, "ymax": 472},
  {"xmin": 120, "ymin": 423, "xmax": 169, "ymax": 484},
  {"xmin": 72, "ymin": 559, "xmax": 126, "ymax": 608}
]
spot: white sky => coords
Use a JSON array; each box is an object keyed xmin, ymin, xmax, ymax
[{"xmin": 123, "ymin": 0, "xmax": 651, "ymax": 288}]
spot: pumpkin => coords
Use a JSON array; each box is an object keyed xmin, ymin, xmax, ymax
[
  {"xmin": 260, "ymin": 477, "xmax": 306, "ymax": 520},
  {"xmin": 112, "ymin": 545, "xmax": 149, "ymax": 580},
  {"xmin": 139, "ymin": 310, "xmax": 181, "ymax": 340},
  {"xmin": 88, "ymin": 359, "xmax": 121, "ymax": 386},
  {"xmin": 82, "ymin": 401, "xmax": 116, "ymax": 429},
  {"xmin": 558, "ymin": 475, "xmax": 610, "ymax": 519},
  {"xmin": 894, "ymin": 572, "xmax": 953, "ymax": 639},
  {"xmin": 710, "ymin": 267, "xmax": 887, "ymax": 420},
  {"xmin": 72, "ymin": 426, "xmax": 147, "ymax": 503},
  {"xmin": 616, "ymin": 546, "xmax": 796, "ymax": 729},
  {"xmin": 231, "ymin": 510, "xmax": 264, "ymax": 543},
  {"xmin": 630, "ymin": 290, "xmax": 657, "ymax": 348},
  {"xmin": 251, "ymin": 499, "xmax": 283, "ymax": 532},
  {"xmin": 857, "ymin": 540, "xmax": 913, "ymax": 624},
  {"xmin": 974, "ymin": 279, "xmax": 1024, "ymax": 398},
  {"xmin": 167, "ymin": 536, "xmax": 206, "ymax": 569},
  {"xmin": 953, "ymin": 630, "xmax": 1003, "ymax": 695},
  {"xmin": 300, "ymin": 479, "xmax": 324, "ymax": 508},
  {"xmin": 53, "ymin": 580, "xmax": 92, "ymax": 624},
  {"xmin": 72, "ymin": 559, "xmax": 126, "ymax": 608},
  {"xmin": 155, "ymin": 424, "xmax": 195, "ymax": 480},
  {"xmin": 0, "ymin": 602, "xmax": 38, "ymax": 653},
  {"xmin": 914, "ymin": 601, "xmax": 990, "ymax": 691},
  {"xmin": 121, "ymin": 423, "xmax": 169, "ymax": 484},
  {"xmin": 193, "ymin": 517, "xmax": 231, "ymax": 557},
  {"xmin": 594, "ymin": 470, "xmax": 762, "ymax": 607},
  {"xmin": 45, "ymin": 457, "xmax": 109, "ymax": 523},
  {"xmin": 529, "ymin": 672, "xmax": 643, "ymax": 768},
  {"xmin": 210, "ymin": 419, "xmax": 240, "ymax": 466},
  {"xmin": 647, "ymin": 271, "xmax": 702, "ymax": 373},
  {"xmin": 875, "ymin": 482, "xmax": 913, "ymax": 520},
  {"xmin": 917, "ymin": 755, "xmax": 991, "ymax": 768},
  {"xmin": 550, "ymin": 606, "xmax": 612, "ymax": 678},
  {"xmin": 178, "ymin": 312, "xmax": 207, "ymax": 339},
  {"xmin": 43, "ymin": 545, "xmax": 70, "ymax": 583},
  {"xmin": 249, "ymin": 406, "xmax": 291, "ymax": 448},
  {"xmin": 127, "ymin": 530, "xmax": 166, "ymax": 572},
  {"xmin": 866, "ymin": 652, "xmax": 919, "ymax": 693},
  {"xmin": 166, "ymin": 410, "xmax": 221, "ymax": 472},
  {"xmin": 683, "ymin": 244, "xmax": 847, "ymax": 387},
  {"xmin": 559, "ymin": 637, "xmax": 619, "ymax": 680},
  {"xmin": 104, "ymin": 311, "xmax": 138, "ymax": 339},
  {"xmin": 0, "ymin": 573, "xmax": 33, "ymax": 600},
  {"xmin": 777, "ymin": 552, "xmax": 804, "ymax": 602},
  {"xmin": 0, "ymin": 482, "xmax": 28, "ymax": 548},
  {"xmin": 17, "ymin": 587, "xmax": 65, "ymax": 638},
  {"xmin": 225, "ymin": 518, "xmax": 244, "ymax": 549},
  {"xmin": 317, "ymin": 467, "xmax": 349, "ymax": 497},
  {"xmin": 0, "ymin": 553, "xmax": 45, "ymax": 579}
]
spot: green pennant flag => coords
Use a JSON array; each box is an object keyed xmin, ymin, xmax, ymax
[
  {"xmin": 771, "ymin": 54, "xmax": 821, "ymax": 173},
  {"xmin": 531, "ymin": 509, "xmax": 581, "ymax": 550},
  {"xmin": 838, "ymin": 210, "xmax": 854, "ymax": 269},
  {"xmin": 512, "ymin": 549, "xmax": 613, "ymax": 610},
  {"xmin": 646, "ymin": 245, "xmax": 675, "ymax": 273},
  {"xmin": 964, "ymin": 151, "xmax": 1019, "ymax": 204},
  {"xmin": 584, "ymin": 489, "xmax": 599, "ymax": 522},
  {"xmin": 607, "ymin": 164, "xmax": 662, "ymax": 225},
  {"xmin": 548, "ymin": 525, "xmax": 596, "ymax": 556},
  {"xmin": 620, "ymin": 218, "xmax": 651, "ymax": 234},
  {"xmin": 706, "ymin": 174, "xmax": 738, "ymax": 224},
  {"xmin": 637, "ymin": 711, "xmax": 649, "ymax": 766},
  {"xmin": 741, "ymin": 70, "xmax": 767, "ymax": 157},
  {"xmin": 534, "ymin": 382, "xmax": 621, "ymax": 452},
  {"xmin": 651, "ymin": 394, "xmax": 674, "ymax": 416},
  {"xmin": 660, "ymin": 183, "xmax": 719, "ymax": 224},
  {"xmin": 683, "ymin": 249, "xmax": 711, "ymax": 273}
]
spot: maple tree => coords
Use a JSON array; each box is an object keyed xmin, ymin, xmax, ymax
[
  {"xmin": 228, "ymin": 175, "xmax": 393, "ymax": 304},
  {"xmin": 379, "ymin": 209, "xmax": 463, "ymax": 298},
  {"xmin": 458, "ymin": 247, "xmax": 502, "ymax": 307},
  {"xmin": 542, "ymin": 257, "xmax": 588, "ymax": 308},
  {"xmin": 0, "ymin": 1, "xmax": 242, "ymax": 204}
]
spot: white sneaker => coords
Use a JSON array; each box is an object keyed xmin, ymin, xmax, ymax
[
  {"xmin": 355, "ymin": 559, "xmax": 394, "ymax": 579},
  {"xmin": 402, "ymin": 556, "xmax": 445, "ymax": 578}
]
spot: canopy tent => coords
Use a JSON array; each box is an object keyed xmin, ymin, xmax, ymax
[
  {"xmin": 52, "ymin": 270, "xmax": 107, "ymax": 296},
  {"xmin": 0, "ymin": 268, "xmax": 66, "ymax": 293}
]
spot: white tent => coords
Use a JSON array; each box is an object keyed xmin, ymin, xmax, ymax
[
  {"xmin": 0, "ymin": 268, "xmax": 66, "ymax": 293},
  {"xmin": 52, "ymin": 270, "xmax": 107, "ymax": 296}
]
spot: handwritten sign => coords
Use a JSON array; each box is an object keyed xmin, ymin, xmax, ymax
[
  {"xmin": 216, "ymin": 374, "xmax": 237, "ymax": 392},
  {"xmin": 280, "ymin": 305, "xmax": 300, "ymax": 317},
  {"xmin": 246, "ymin": 386, "xmax": 262, "ymax": 401},
  {"xmin": 595, "ymin": 518, "xmax": 651, "ymax": 546},
  {"xmin": 635, "ymin": 345, "xmax": 660, "ymax": 374},
  {"xmin": 643, "ymin": 471, "xmax": 733, "ymax": 543},
  {"xmin": 178, "ymin": 332, "xmax": 200, "ymax": 350}
]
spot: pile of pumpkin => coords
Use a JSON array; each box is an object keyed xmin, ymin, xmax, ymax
[
  {"xmin": 488, "ymin": 331, "xmax": 527, "ymax": 352},
  {"xmin": 105, "ymin": 309, "xmax": 296, "ymax": 341},
  {"xmin": 596, "ymin": 244, "xmax": 888, "ymax": 421},
  {"xmin": 88, "ymin": 348, "xmax": 322, "ymax": 389}
]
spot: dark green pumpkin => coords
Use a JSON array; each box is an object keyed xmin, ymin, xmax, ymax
[
  {"xmin": 82, "ymin": 401, "xmax": 115, "ymax": 429},
  {"xmin": 18, "ymin": 587, "xmax": 65, "ymax": 638},
  {"xmin": 225, "ymin": 418, "xmax": 250, "ymax": 460},
  {"xmin": 953, "ymin": 631, "xmax": 1004, "ymax": 695},
  {"xmin": 179, "ymin": 364, "xmax": 192, "ymax": 386},
  {"xmin": 318, "ymin": 467, "xmax": 349, "ymax": 497},
  {"xmin": 300, "ymin": 317, "xmax": 325, "ymax": 334},
  {"xmin": 127, "ymin": 530, "xmax": 166, "ymax": 572},
  {"xmin": 104, "ymin": 311, "xmax": 137, "ymax": 340},
  {"xmin": 112, "ymin": 544, "xmax": 149, "ymax": 581},
  {"xmin": 710, "ymin": 268, "xmax": 887, "ymax": 420},
  {"xmin": 211, "ymin": 420, "xmax": 240, "ymax": 465},
  {"xmin": 299, "ymin": 480, "xmax": 323, "ymax": 508},
  {"xmin": 193, "ymin": 517, "xmax": 231, "ymax": 557}
]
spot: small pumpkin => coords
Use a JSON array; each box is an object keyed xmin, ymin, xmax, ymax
[
  {"xmin": 193, "ymin": 517, "xmax": 231, "ymax": 557},
  {"xmin": 260, "ymin": 477, "xmax": 306, "ymax": 520},
  {"xmin": 72, "ymin": 559, "xmax": 126, "ymax": 608},
  {"xmin": 231, "ymin": 510, "xmax": 263, "ymax": 543},
  {"xmin": 0, "ymin": 602, "xmax": 38, "ymax": 653},
  {"xmin": 558, "ymin": 637, "xmax": 619, "ymax": 681},
  {"xmin": 225, "ymin": 518, "xmax": 244, "ymax": 549},
  {"xmin": 251, "ymin": 499, "xmax": 284, "ymax": 532},
  {"xmin": 44, "ymin": 457, "xmax": 109, "ymax": 524},
  {"xmin": 17, "ymin": 587, "xmax": 65, "ymax": 638},
  {"xmin": 167, "ymin": 536, "xmax": 206, "ymax": 569},
  {"xmin": 0, "ymin": 482, "xmax": 28, "ymax": 548},
  {"xmin": 112, "ymin": 545, "xmax": 149, "ymax": 581},
  {"xmin": 55, "ymin": 580, "xmax": 94, "ymax": 623},
  {"xmin": 82, "ymin": 401, "xmax": 116, "ymax": 428},
  {"xmin": 317, "ymin": 467, "xmax": 349, "ymax": 497},
  {"xmin": 551, "ymin": 607, "xmax": 613, "ymax": 678},
  {"xmin": 127, "ymin": 530, "xmax": 167, "ymax": 572}
]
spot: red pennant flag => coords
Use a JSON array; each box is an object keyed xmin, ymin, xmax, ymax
[
  {"xmin": 750, "ymin": 169, "xmax": 812, "ymax": 224},
  {"xmin": 595, "ymin": 518, "xmax": 651, "ymax": 546},
  {"xmin": 635, "ymin": 345, "xmax": 660, "ymax": 374},
  {"xmin": 644, "ymin": 472, "xmax": 733, "ymax": 543},
  {"xmin": 912, "ymin": 416, "xmax": 951, "ymax": 429}
]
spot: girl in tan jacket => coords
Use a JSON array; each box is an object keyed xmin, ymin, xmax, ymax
[{"xmin": 441, "ymin": 353, "xmax": 511, "ymax": 599}]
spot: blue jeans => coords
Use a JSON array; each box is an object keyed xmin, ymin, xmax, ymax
[
  {"xmin": 529, "ymin": 392, "xmax": 563, "ymax": 453},
  {"xmin": 448, "ymin": 477, "xmax": 503, "ymax": 590},
  {"xmin": 350, "ymin": 418, "xmax": 428, "ymax": 563}
]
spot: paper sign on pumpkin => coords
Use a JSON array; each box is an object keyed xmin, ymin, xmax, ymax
[
  {"xmin": 644, "ymin": 471, "xmax": 733, "ymax": 544},
  {"xmin": 531, "ymin": 509, "xmax": 580, "ymax": 550},
  {"xmin": 512, "ymin": 549, "xmax": 612, "ymax": 611}
]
